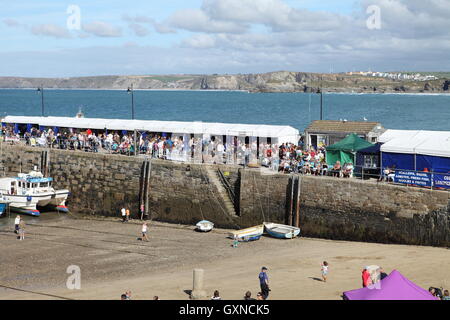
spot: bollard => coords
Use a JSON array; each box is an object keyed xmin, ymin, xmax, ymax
[{"xmin": 190, "ymin": 269, "xmax": 206, "ymax": 300}]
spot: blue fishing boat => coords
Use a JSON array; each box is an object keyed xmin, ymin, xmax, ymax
[{"xmin": 264, "ymin": 223, "xmax": 300, "ymax": 239}]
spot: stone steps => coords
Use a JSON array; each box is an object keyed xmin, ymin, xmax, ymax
[{"xmin": 205, "ymin": 166, "xmax": 238, "ymax": 217}]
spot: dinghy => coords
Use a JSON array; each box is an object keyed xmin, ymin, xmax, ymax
[
  {"xmin": 264, "ymin": 223, "xmax": 300, "ymax": 239},
  {"xmin": 229, "ymin": 225, "xmax": 264, "ymax": 242},
  {"xmin": 196, "ymin": 220, "xmax": 214, "ymax": 232}
]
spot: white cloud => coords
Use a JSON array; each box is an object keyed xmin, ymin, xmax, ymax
[
  {"xmin": 31, "ymin": 24, "xmax": 72, "ymax": 39},
  {"xmin": 82, "ymin": 21, "xmax": 122, "ymax": 38},
  {"xmin": 128, "ymin": 23, "xmax": 150, "ymax": 37},
  {"xmin": 3, "ymin": 18, "xmax": 21, "ymax": 28},
  {"xmin": 168, "ymin": 8, "xmax": 248, "ymax": 33},
  {"xmin": 182, "ymin": 34, "xmax": 216, "ymax": 48},
  {"xmin": 122, "ymin": 14, "xmax": 176, "ymax": 34}
]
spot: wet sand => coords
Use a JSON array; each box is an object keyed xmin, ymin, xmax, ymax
[{"xmin": 0, "ymin": 215, "xmax": 449, "ymax": 300}]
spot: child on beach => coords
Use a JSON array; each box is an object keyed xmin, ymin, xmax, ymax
[
  {"xmin": 18, "ymin": 220, "xmax": 25, "ymax": 240},
  {"xmin": 141, "ymin": 223, "xmax": 149, "ymax": 241},
  {"xmin": 233, "ymin": 235, "xmax": 239, "ymax": 248},
  {"xmin": 321, "ymin": 261, "xmax": 329, "ymax": 282}
]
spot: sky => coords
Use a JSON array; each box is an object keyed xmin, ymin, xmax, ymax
[{"xmin": 1, "ymin": 0, "xmax": 449, "ymax": 77}]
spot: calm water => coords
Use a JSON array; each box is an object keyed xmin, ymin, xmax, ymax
[{"xmin": 0, "ymin": 89, "xmax": 449, "ymax": 132}]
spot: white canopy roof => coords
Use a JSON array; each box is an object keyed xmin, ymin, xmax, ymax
[
  {"xmin": 380, "ymin": 130, "xmax": 450, "ymax": 157},
  {"xmin": 1, "ymin": 115, "xmax": 299, "ymax": 141},
  {"xmin": 378, "ymin": 129, "xmax": 420, "ymax": 144}
]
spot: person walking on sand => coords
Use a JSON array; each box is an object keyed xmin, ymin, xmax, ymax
[
  {"xmin": 321, "ymin": 261, "xmax": 329, "ymax": 282},
  {"xmin": 126, "ymin": 208, "xmax": 130, "ymax": 222},
  {"xmin": 362, "ymin": 267, "xmax": 372, "ymax": 288},
  {"xmin": 259, "ymin": 267, "xmax": 270, "ymax": 300},
  {"xmin": 121, "ymin": 207, "xmax": 126, "ymax": 223},
  {"xmin": 141, "ymin": 223, "xmax": 149, "ymax": 241},
  {"xmin": 18, "ymin": 220, "xmax": 25, "ymax": 240},
  {"xmin": 14, "ymin": 215, "xmax": 21, "ymax": 234}
]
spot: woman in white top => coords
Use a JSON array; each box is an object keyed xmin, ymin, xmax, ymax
[{"xmin": 141, "ymin": 223, "xmax": 149, "ymax": 241}]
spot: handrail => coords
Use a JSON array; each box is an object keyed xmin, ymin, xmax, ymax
[{"xmin": 217, "ymin": 168, "xmax": 236, "ymax": 202}]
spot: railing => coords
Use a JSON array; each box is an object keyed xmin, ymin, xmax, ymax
[{"xmin": 217, "ymin": 168, "xmax": 236, "ymax": 203}]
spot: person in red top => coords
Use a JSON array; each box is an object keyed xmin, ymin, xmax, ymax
[
  {"xmin": 86, "ymin": 129, "xmax": 92, "ymax": 135},
  {"xmin": 362, "ymin": 268, "xmax": 372, "ymax": 288}
]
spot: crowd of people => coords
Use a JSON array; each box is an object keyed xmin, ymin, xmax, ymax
[
  {"xmin": 268, "ymin": 143, "xmax": 355, "ymax": 178},
  {"xmin": 1, "ymin": 125, "xmax": 359, "ymax": 179}
]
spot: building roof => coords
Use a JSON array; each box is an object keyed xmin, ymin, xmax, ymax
[
  {"xmin": 305, "ymin": 120, "xmax": 382, "ymax": 134},
  {"xmin": 1, "ymin": 115, "xmax": 299, "ymax": 141}
]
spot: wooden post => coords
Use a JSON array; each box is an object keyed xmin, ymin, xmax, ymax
[
  {"xmin": 145, "ymin": 158, "xmax": 151, "ymax": 219},
  {"xmin": 295, "ymin": 176, "xmax": 301, "ymax": 228},
  {"xmin": 289, "ymin": 176, "xmax": 295, "ymax": 226}
]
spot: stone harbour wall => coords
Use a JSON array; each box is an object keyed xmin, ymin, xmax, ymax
[{"xmin": 1, "ymin": 143, "xmax": 449, "ymax": 247}]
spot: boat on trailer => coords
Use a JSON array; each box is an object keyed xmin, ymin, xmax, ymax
[
  {"xmin": 264, "ymin": 223, "xmax": 300, "ymax": 239},
  {"xmin": 229, "ymin": 225, "xmax": 264, "ymax": 242},
  {"xmin": 0, "ymin": 169, "xmax": 70, "ymax": 217},
  {"xmin": 196, "ymin": 220, "xmax": 214, "ymax": 232}
]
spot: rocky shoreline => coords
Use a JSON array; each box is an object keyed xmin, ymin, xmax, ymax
[{"xmin": 1, "ymin": 71, "xmax": 449, "ymax": 94}]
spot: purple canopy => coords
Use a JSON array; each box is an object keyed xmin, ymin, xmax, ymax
[{"xmin": 343, "ymin": 270, "xmax": 439, "ymax": 300}]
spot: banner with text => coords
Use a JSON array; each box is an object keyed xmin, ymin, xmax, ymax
[
  {"xmin": 394, "ymin": 170, "xmax": 432, "ymax": 187},
  {"xmin": 433, "ymin": 173, "xmax": 450, "ymax": 189}
]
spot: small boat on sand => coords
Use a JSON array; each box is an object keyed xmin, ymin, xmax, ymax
[
  {"xmin": 229, "ymin": 225, "xmax": 264, "ymax": 242},
  {"xmin": 196, "ymin": 220, "xmax": 214, "ymax": 232},
  {"xmin": 264, "ymin": 223, "xmax": 300, "ymax": 239}
]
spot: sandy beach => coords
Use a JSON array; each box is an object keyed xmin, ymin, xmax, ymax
[{"xmin": 0, "ymin": 214, "xmax": 449, "ymax": 300}]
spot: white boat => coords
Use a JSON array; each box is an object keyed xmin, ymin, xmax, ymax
[
  {"xmin": 196, "ymin": 220, "xmax": 214, "ymax": 232},
  {"xmin": 229, "ymin": 225, "xmax": 264, "ymax": 242},
  {"xmin": 264, "ymin": 223, "xmax": 300, "ymax": 239},
  {"xmin": 0, "ymin": 169, "xmax": 70, "ymax": 217}
]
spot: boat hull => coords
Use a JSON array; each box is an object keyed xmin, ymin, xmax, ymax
[
  {"xmin": 1, "ymin": 190, "xmax": 69, "ymax": 217},
  {"xmin": 229, "ymin": 225, "xmax": 264, "ymax": 241},
  {"xmin": 196, "ymin": 220, "xmax": 214, "ymax": 232},
  {"xmin": 264, "ymin": 223, "xmax": 300, "ymax": 239},
  {"xmin": 0, "ymin": 202, "xmax": 8, "ymax": 217}
]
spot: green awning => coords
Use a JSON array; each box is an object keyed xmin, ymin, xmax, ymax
[{"xmin": 326, "ymin": 133, "xmax": 374, "ymax": 165}]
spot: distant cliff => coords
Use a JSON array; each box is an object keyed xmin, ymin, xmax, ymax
[{"xmin": 0, "ymin": 71, "xmax": 449, "ymax": 93}]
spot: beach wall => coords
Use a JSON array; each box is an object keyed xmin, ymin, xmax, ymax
[{"xmin": 1, "ymin": 143, "xmax": 449, "ymax": 247}]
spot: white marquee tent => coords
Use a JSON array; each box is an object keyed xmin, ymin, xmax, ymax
[
  {"xmin": 380, "ymin": 130, "xmax": 450, "ymax": 158},
  {"xmin": 1, "ymin": 115, "xmax": 300, "ymax": 144}
]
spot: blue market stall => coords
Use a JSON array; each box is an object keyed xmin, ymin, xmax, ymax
[
  {"xmin": 355, "ymin": 143, "xmax": 382, "ymax": 179},
  {"xmin": 380, "ymin": 130, "xmax": 450, "ymax": 189}
]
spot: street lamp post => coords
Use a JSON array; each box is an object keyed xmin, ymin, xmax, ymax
[
  {"xmin": 316, "ymin": 87, "xmax": 323, "ymax": 120},
  {"xmin": 127, "ymin": 84, "xmax": 135, "ymax": 120},
  {"xmin": 37, "ymin": 86, "xmax": 45, "ymax": 116}
]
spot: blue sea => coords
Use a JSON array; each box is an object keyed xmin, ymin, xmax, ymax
[{"xmin": 0, "ymin": 89, "xmax": 449, "ymax": 132}]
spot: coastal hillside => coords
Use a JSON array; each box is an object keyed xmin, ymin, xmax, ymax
[{"xmin": 0, "ymin": 71, "xmax": 449, "ymax": 93}]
